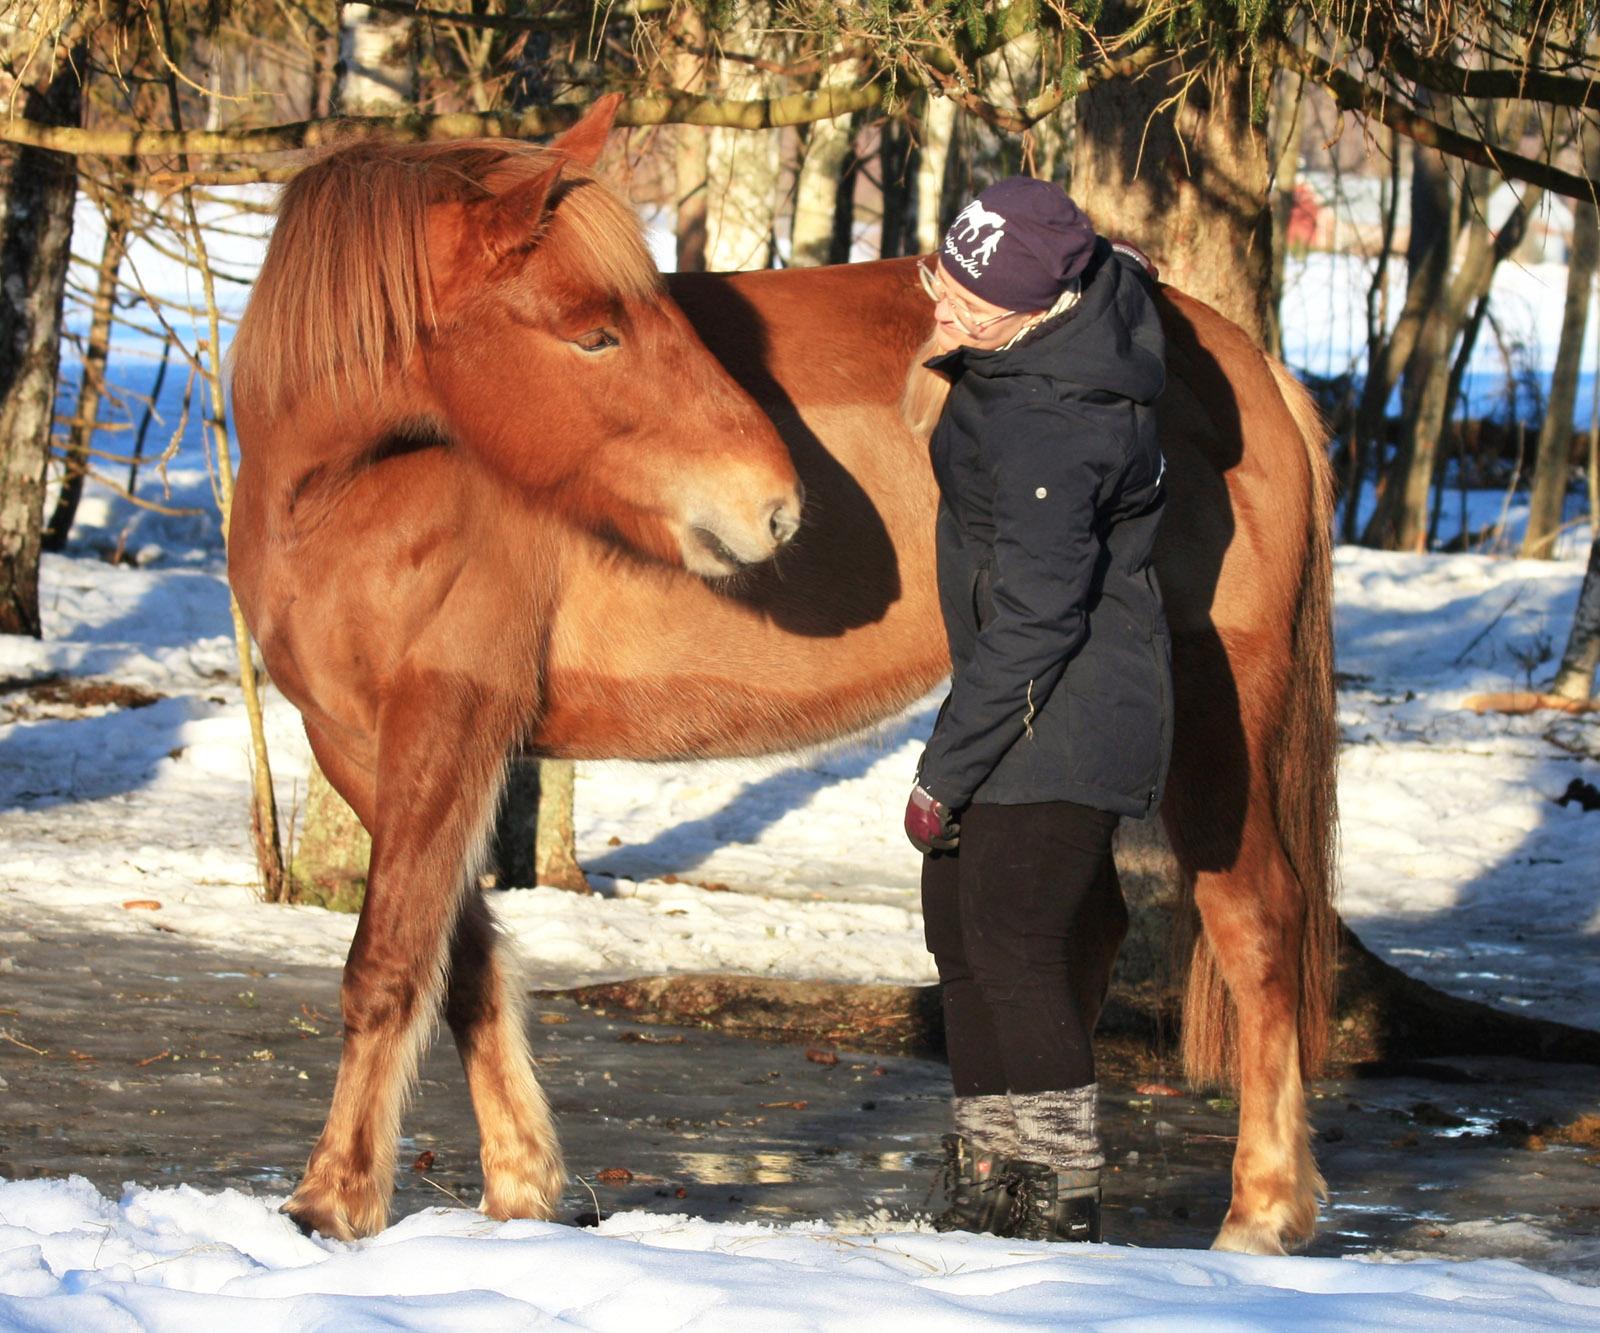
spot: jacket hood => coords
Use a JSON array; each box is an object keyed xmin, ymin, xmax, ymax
[{"xmin": 930, "ymin": 238, "xmax": 1166, "ymax": 406}]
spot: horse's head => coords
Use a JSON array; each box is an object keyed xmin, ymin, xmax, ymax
[
  {"xmin": 420, "ymin": 102, "xmax": 801, "ymax": 577},
  {"xmin": 232, "ymin": 98, "xmax": 801, "ymax": 579}
]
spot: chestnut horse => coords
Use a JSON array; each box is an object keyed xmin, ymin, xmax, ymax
[{"xmin": 228, "ymin": 96, "xmax": 1336, "ymax": 1256}]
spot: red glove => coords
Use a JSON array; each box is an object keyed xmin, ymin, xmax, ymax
[{"xmin": 905, "ymin": 783, "xmax": 960, "ymax": 854}]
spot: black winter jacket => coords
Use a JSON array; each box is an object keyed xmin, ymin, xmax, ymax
[{"xmin": 917, "ymin": 239, "xmax": 1172, "ymax": 818}]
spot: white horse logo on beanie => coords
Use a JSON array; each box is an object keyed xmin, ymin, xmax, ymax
[
  {"xmin": 953, "ymin": 199, "xmax": 1007, "ymax": 245},
  {"xmin": 946, "ymin": 200, "xmax": 1008, "ymax": 281}
]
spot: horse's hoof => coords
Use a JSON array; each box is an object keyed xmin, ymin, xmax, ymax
[
  {"xmin": 281, "ymin": 1186, "xmax": 383, "ymax": 1241},
  {"xmin": 1210, "ymin": 1216, "xmax": 1292, "ymax": 1256},
  {"xmin": 279, "ymin": 1203, "xmax": 319, "ymax": 1239}
]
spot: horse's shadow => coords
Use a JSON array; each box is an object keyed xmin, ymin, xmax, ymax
[{"xmin": 669, "ymin": 275, "xmax": 902, "ymax": 638}]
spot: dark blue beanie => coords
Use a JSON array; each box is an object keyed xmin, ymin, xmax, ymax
[{"xmin": 940, "ymin": 178, "xmax": 1097, "ymax": 311}]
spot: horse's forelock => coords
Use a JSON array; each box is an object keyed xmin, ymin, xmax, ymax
[
  {"xmin": 230, "ymin": 138, "xmax": 659, "ymax": 418},
  {"xmin": 535, "ymin": 175, "xmax": 661, "ymax": 307}
]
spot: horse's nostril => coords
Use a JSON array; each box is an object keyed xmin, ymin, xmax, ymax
[{"xmin": 769, "ymin": 502, "xmax": 801, "ymax": 546}]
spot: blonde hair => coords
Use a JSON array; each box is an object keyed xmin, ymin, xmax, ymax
[{"xmin": 898, "ymin": 334, "xmax": 953, "ymax": 439}]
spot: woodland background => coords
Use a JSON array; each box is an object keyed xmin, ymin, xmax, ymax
[{"xmin": 2, "ymin": 0, "xmax": 1599, "ymax": 903}]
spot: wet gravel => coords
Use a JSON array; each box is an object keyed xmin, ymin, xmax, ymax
[{"xmin": 2, "ymin": 909, "xmax": 1598, "ymax": 1280}]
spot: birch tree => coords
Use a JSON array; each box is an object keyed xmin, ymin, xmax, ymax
[
  {"xmin": 915, "ymin": 94, "xmax": 958, "ymax": 253},
  {"xmin": 703, "ymin": 2, "xmax": 782, "ymax": 271},
  {"xmin": 334, "ymin": 2, "xmax": 416, "ymax": 114},
  {"xmin": 789, "ymin": 59, "xmax": 863, "ymax": 266}
]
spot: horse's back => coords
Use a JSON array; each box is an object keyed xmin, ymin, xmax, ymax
[{"xmin": 670, "ymin": 262, "xmax": 927, "ymax": 386}]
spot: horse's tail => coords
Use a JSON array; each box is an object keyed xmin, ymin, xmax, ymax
[
  {"xmin": 1182, "ymin": 356, "xmax": 1340, "ymax": 1086},
  {"xmin": 1270, "ymin": 357, "xmax": 1340, "ymax": 1079}
]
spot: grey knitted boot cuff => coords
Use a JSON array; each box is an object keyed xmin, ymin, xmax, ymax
[
  {"xmin": 952, "ymin": 1094, "xmax": 1022, "ymax": 1157},
  {"xmin": 1009, "ymin": 1084, "xmax": 1104, "ymax": 1171}
]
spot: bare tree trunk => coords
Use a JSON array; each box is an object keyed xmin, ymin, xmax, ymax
[
  {"xmin": 915, "ymin": 95, "xmax": 958, "ymax": 254},
  {"xmin": 980, "ymin": 30, "xmax": 1069, "ymax": 183},
  {"xmin": 1590, "ymin": 329, "xmax": 1600, "ymax": 534},
  {"xmin": 0, "ymin": 46, "xmax": 81, "ymax": 637},
  {"xmin": 1525, "ymin": 125, "xmax": 1600, "ymax": 559},
  {"xmin": 334, "ymin": 2, "xmax": 416, "ymax": 113},
  {"xmin": 828, "ymin": 119, "xmax": 861, "ymax": 265},
  {"xmin": 789, "ymin": 59, "xmax": 862, "ymax": 267},
  {"xmin": 1345, "ymin": 140, "xmax": 1403, "ymax": 543},
  {"xmin": 290, "ymin": 763, "xmax": 373, "ymax": 911},
  {"xmin": 789, "ymin": 114, "xmax": 848, "ymax": 265},
  {"xmin": 1364, "ymin": 141, "xmax": 1539, "ymax": 550},
  {"xmin": 494, "ymin": 759, "xmax": 591, "ymax": 893},
  {"xmin": 283, "ymin": 0, "xmax": 421, "ymax": 903},
  {"xmin": 672, "ymin": 6, "xmax": 709, "ymax": 272},
  {"xmin": 1265, "ymin": 70, "xmax": 1305, "ymax": 362},
  {"xmin": 878, "ymin": 115, "xmax": 915, "ymax": 259},
  {"xmin": 703, "ymin": 3, "xmax": 781, "ymax": 271},
  {"xmin": 1072, "ymin": 51, "xmax": 1272, "ymax": 345},
  {"xmin": 1551, "ymin": 536, "xmax": 1600, "ymax": 701},
  {"xmin": 1367, "ymin": 141, "xmax": 1456, "ymax": 552},
  {"xmin": 44, "ymin": 177, "xmax": 132, "ymax": 552}
]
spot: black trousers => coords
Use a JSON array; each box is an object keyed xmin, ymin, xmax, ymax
[{"xmin": 921, "ymin": 800, "xmax": 1127, "ymax": 1097}]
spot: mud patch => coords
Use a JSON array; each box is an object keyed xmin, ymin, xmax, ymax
[{"xmin": 0, "ymin": 674, "xmax": 165, "ymax": 720}]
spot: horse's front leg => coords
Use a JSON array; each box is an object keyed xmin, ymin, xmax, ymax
[
  {"xmin": 283, "ymin": 680, "xmax": 516, "ymax": 1241},
  {"xmin": 444, "ymin": 888, "xmax": 565, "ymax": 1221}
]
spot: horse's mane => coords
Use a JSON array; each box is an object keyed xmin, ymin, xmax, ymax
[{"xmin": 230, "ymin": 137, "xmax": 660, "ymax": 417}]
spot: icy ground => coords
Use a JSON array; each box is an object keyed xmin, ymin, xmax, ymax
[{"xmin": 1, "ymin": 471, "xmax": 1598, "ymax": 1325}]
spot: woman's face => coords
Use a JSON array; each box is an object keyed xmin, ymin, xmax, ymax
[{"xmin": 922, "ymin": 258, "xmax": 1042, "ymax": 352}]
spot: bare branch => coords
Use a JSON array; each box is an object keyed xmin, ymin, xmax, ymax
[
  {"xmin": 0, "ymin": 84, "xmax": 893, "ymax": 158},
  {"xmin": 1379, "ymin": 34, "xmax": 1600, "ymax": 111},
  {"xmin": 1268, "ymin": 36, "xmax": 1600, "ymax": 204},
  {"xmin": 361, "ymin": 0, "xmax": 672, "ymax": 33}
]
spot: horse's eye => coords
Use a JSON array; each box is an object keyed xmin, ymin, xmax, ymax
[{"xmin": 574, "ymin": 329, "xmax": 619, "ymax": 353}]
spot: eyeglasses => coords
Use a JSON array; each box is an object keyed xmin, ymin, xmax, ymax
[{"xmin": 918, "ymin": 258, "xmax": 1018, "ymax": 336}]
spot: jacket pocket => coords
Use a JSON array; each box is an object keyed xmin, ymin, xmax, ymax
[{"xmin": 973, "ymin": 563, "xmax": 996, "ymax": 629}]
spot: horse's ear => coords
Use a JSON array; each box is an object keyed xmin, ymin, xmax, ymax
[
  {"xmin": 552, "ymin": 93, "xmax": 622, "ymax": 168},
  {"xmin": 474, "ymin": 161, "xmax": 562, "ymax": 262}
]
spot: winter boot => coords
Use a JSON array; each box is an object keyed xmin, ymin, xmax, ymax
[
  {"xmin": 929, "ymin": 1133, "xmax": 1014, "ymax": 1235},
  {"xmin": 999, "ymin": 1161, "xmax": 1102, "ymax": 1243}
]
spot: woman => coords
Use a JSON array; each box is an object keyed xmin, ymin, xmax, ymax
[{"xmin": 904, "ymin": 177, "xmax": 1171, "ymax": 1243}]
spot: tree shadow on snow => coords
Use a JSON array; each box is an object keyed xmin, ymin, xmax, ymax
[
  {"xmin": 1, "ymin": 572, "xmax": 232, "ymax": 812},
  {"xmin": 581, "ymin": 702, "xmax": 940, "ymax": 884}
]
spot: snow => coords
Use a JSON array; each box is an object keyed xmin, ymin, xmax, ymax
[{"xmin": 3, "ymin": 1179, "xmax": 1599, "ymax": 1331}]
